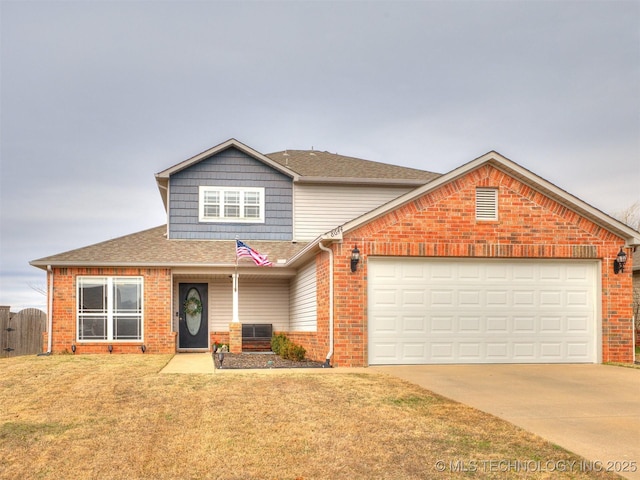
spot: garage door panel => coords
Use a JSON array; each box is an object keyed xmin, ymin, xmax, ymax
[
  {"xmin": 567, "ymin": 342, "xmax": 590, "ymax": 358},
  {"xmin": 402, "ymin": 290, "xmax": 426, "ymax": 306},
  {"xmin": 458, "ymin": 263, "xmax": 482, "ymax": 280},
  {"xmin": 458, "ymin": 342, "xmax": 482, "ymax": 359},
  {"xmin": 403, "ymin": 316, "xmax": 427, "ymax": 333},
  {"xmin": 487, "ymin": 290, "xmax": 509, "ymax": 306},
  {"xmin": 513, "ymin": 342, "xmax": 536, "ymax": 359},
  {"xmin": 458, "ymin": 289, "xmax": 481, "ymax": 305},
  {"xmin": 431, "ymin": 342, "xmax": 454, "ymax": 360},
  {"xmin": 375, "ymin": 289, "xmax": 397, "ymax": 305},
  {"xmin": 567, "ymin": 291, "xmax": 589, "ymax": 307},
  {"xmin": 370, "ymin": 315, "xmax": 398, "ymax": 333},
  {"xmin": 540, "ymin": 316, "xmax": 562, "ymax": 332},
  {"xmin": 487, "ymin": 316, "xmax": 509, "ymax": 332},
  {"xmin": 486, "ymin": 343, "xmax": 509, "ymax": 359},
  {"xmin": 513, "ymin": 290, "xmax": 535, "ymax": 306},
  {"xmin": 368, "ymin": 258, "xmax": 597, "ymax": 365},
  {"xmin": 459, "ymin": 316, "xmax": 481, "ymax": 332},
  {"xmin": 513, "ymin": 316, "xmax": 536, "ymax": 332},
  {"xmin": 540, "ymin": 342, "xmax": 563, "ymax": 359},
  {"xmin": 431, "ymin": 290, "xmax": 454, "ymax": 305},
  {"xmin": 403, "ymin": 343, "xmax": 427, "ymax": 359},
  {"xmin": 486, "ymin": 264, "xmax": 510, "ymax": 280},
  {"xmin": 567, "ymin": 316, "xmax": 589, "ymax": 332}
]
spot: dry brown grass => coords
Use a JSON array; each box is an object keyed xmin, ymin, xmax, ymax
[{"xmin": 0, "ymin": 355, "xmax": 621, "ymax": 480}]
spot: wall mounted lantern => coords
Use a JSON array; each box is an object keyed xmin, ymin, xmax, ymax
[
  {"xmin": 613, "ymin": 247, "xmax": 627, "ymax": 274},
  {"xmin": 350, "ymin": 245, "xmax": 360, "ymax": 273}
]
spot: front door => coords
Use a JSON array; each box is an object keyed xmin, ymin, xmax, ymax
[{"xmin": 179, "ymin": 283, "xmax": 208, "ymax": 349}]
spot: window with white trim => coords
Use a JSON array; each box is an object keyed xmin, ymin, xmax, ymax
[
  {"xmin": 476, "ymin": 187, "xmax": 498, "ymax": 220},
  {"xmin": 77, "ymin": 277, "xmax": 143, "ymax": 341},
  {"xmin": 199, "ymin": 186, "xmax": 265, "ymax": 223}
]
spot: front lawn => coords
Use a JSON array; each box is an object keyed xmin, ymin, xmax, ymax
[{"xmin": 0, "ymin": 355, "xmax": 620, "ymax": 479}]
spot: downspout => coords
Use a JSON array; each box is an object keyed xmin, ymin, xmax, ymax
[
  {"xmin": 40, "ymin": 265, "xmax": 54, "ymax": 355},
  {"xmin": 318, "ymin": 241, "xmax": 333, "ymax": 367}
]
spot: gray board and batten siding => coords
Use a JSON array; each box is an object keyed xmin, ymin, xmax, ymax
[{"xmin": 168, "ymin": 148, "xmax": 293, "ymax": 240}]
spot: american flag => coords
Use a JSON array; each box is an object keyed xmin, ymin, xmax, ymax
[{"xmin": 236, "ymin": 240, "xmax": 272, "ymax": 266}]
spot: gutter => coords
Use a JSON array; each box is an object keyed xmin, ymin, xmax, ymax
[
  {"xmin": 318, "ymin": 241, "xmax": 334, "ymax": 368},
  {"xmin": 39, "ymin": 265, "xmax": 54, "ymax": 355}
]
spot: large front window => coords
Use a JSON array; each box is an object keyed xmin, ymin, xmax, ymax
[
  {"xmin": 77, "ymin": 277, "xmax": 143, "ymax": 341},
  {"xmin": 199, "ymin": 186, "xmax": 265, "ymax": 223}
]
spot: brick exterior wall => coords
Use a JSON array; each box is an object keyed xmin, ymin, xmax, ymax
[
  {"xmin": 319, "ymin": 165, "xmax": 634, "ymax": 366},
  {"xmin": 44, "ymin": 267, "xmax": 174, "ymax": 354},
  {"xmin": 228, "ymin": 323, "xmax": 242, "ymax": 353}
]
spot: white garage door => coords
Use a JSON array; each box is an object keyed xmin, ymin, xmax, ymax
[{"xmin": 368, "ymin": 258, "xmax": 598, "ymax": 365}]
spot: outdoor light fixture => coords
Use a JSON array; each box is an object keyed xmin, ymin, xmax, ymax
[
  {"xmin": 350, "ymin": 245, "xmax": 361, "ymax": 273},
  {"xmin": 108, "ymin": 344, "xmax": 113, "ymax": 354},
  {"xmin": 140, "ymin": 344, "xmax": 146, "ymax": 353},
  {"xmin": 613, "ymin": 247, "xmax": 627, "ymax": 274}
]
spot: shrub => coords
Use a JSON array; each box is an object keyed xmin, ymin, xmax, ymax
[
  {"xmin": 270, "ymin": 333, "xmax": 288, "ymax": 355},
  {"xmin": 282, "ymin": 342, "xmax": 306, "ymax": 361},
  {"xmin": 271, "ymin": 334, "xmax": 306, "ymax": 361}
]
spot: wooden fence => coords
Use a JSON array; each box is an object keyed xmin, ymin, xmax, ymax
[{"xmin": 0, "ymin": 306, "xmax": 47, "ymax": 358}]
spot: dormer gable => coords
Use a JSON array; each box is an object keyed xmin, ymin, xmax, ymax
[{"xmin": 155, "ymin": 138, "xmax": 296, "ymax": 210}]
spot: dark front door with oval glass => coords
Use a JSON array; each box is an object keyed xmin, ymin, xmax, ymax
[{"xmin": 179, "ymin": 283, "xmax": 208, "ymax": 349}]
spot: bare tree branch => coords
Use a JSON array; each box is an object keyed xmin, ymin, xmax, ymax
[{"xmin": 27, "ymin": 282, "xmax": 47, "ymax": 296}]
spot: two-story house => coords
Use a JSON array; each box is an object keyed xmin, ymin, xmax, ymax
[{"xmin": 31, "ymin": 138, "xmax": 640, "ymax": 366}]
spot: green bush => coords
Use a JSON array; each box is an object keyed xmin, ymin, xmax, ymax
[
  {"xmin": 282, "ymin": 342, "xmax": 306, "ymax": 361},
  {"xmin": 271, "ymin": 334, "xmax": 306, "ymax": 361},
  {"xmin": 270, "ymin": 333, "xmax": 288, "ymax": 355}
]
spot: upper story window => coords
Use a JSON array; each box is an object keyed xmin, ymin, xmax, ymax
[
  {"xmin": 199, "ymin": 186, "xmax": 265, "ymax": 223},
  {"xmin": 476, "ymin": 187, "xmax": 498, "ymax": 220}
]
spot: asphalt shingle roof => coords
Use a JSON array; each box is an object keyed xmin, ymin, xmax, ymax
[
  {"xmin": 31, "ymin": 226, "xmax": 308, "ymax": 268},
  {"xmin": 266, "ymin": 150, "xmax": 440, "ymax": 182}
]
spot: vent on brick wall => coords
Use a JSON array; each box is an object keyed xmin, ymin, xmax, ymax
[{"xmin": 476, "ymin": 188, "xmax": 498, "ymax": 220}]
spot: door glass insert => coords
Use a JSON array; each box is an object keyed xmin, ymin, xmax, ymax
[{"xmin": 185, "ymin": 288, "xmax": 202, "ymax": 336}]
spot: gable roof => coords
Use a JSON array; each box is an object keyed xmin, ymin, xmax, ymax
[
  {"xmin": 288, "ymin": 151, "xmax": 640, "ymax": 266},
  {"xmin": 154, "ymin": 138, "xmax": 296, "ymax": 208},
  {"xmin": 154, "ymin": 139, "xmax": 441, "ymax": 208},
  {"xmin": 30, "ymin": 226, "xmax": 308, "ymax": 270}
]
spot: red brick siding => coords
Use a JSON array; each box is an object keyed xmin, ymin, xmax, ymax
[
  {"xmin": 323, "ymin": 165, "xmax": 634, "ymax": 366},
  {"xmin": 44, "ymin": 267, "xmax": 174, "ymax": 354},
  {"xmin": 210, "ymin": 332, "xmax": 230, "ymax": 347},
  {"xmin": 229, "ymin": 323, "xmax": 242, "ymax": 353}
]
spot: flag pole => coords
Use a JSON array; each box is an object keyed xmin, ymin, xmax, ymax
[{"xmin": 232, "ymin": 236, "xmax": 239, "ymax": 323}]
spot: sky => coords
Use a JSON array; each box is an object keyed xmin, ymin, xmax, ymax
[{"xmin": 1, "ymin": 0, "xmax": 639, "ymax": 312}]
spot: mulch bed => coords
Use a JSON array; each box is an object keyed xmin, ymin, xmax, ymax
[{"xmin": 214, "ymin": 352, "xmax": 326, "ymax": 369}]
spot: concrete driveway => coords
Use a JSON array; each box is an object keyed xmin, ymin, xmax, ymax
[{"xmin": 371, "ymin": 364, "xmax": 640, "ymax": 480}]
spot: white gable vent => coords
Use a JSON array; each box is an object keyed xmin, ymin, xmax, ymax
[{"xmin": 476, "ymin": 188, "xmax": 498, "ymax": 220}]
